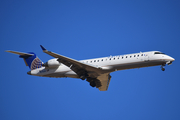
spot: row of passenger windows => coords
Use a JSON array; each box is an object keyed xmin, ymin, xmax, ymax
[{"xmin": 83, "ymin": 54, "xmax": 145, "ymax": 63}]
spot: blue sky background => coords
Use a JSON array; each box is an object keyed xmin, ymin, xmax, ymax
[{"xmin": 1, "ymin": 0, "xmax": 180, "ymax": 120}]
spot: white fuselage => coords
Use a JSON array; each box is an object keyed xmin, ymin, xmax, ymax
[{"xmin": 29, "ymin": 51, "xmax": 175, "ymax": 78}]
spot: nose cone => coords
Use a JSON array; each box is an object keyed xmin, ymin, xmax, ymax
[
  {"xmin": 170, "ymin": 57, "xmax": 175, "ymax": 61},
  {"xmin": 165, "ymin": 56, "xmax": 175, "ymax": 65},
  {"xmin": 166, "ymin": 55, "xmax": 175, "ymax": 61}
]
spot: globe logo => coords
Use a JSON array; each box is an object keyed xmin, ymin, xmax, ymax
[{"xmin": 31, "ymin": 57, "xmax": 43, "ymax": 70}]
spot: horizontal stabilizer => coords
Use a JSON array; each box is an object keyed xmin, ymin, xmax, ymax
[
  {"xmin": 6, "ymin": 50, "xmax": 34, "ymax": 56},
  {"xmin": 6, "ymin": 50, "xmax": 43, "ymax": 70}
]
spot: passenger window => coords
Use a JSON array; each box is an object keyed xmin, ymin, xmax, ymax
[
  {"xmin": 134, "ymin": 55, "xmax": 136, "ymax": 57},
  {"xmin": 137, "ymin": 55, "xmax": 139, "ymax": 57},
  {"xmin": 130, "ymin": 56, "xmax": 132, "ymax": 58},
  {"xmin": 94, "ymin": 60, "xmax": 96, "ymax": 62},
  {"xmin": 141, "ymin": 54, "xmax": 143, "ymax": 56},
  {"xmin": 114, "ymin": 58, "xmax": 115, "ymax": 60},
  {"xmin": 97, "ymin": 60, "xmax": 99, "ymax": 62},
  {"xmin": 109, "ymin": 58, "xmax": 111, "ymax": 60},
  {"xmin": 126, "ymin": 56, "xmax": 128, "ymax": 58},
  {"xmin": 102, "ymin": 59, "xmax": 103, "ymax": 61},
  {"xmin": 122, "ymin": 57, "xmax": 123, "ymax": 59}
]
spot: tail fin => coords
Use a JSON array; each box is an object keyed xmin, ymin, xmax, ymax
[{"xmin": 6, "ymin": 50, "xmax": 43, "ymax": 70}]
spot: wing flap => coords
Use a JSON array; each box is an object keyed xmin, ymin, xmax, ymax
[{"xmin": 97, "ymin": 73, "xmax": 111, "ymax": 91}]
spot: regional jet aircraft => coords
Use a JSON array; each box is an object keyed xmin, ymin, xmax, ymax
[{"xmin": 6, "ymin": 45, "xmax": 175, "ymax": 91}]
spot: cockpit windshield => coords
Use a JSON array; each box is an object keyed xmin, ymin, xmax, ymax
[{"xmin": 154, "ymin": 52, "xmax": 165, "ymax": 55}]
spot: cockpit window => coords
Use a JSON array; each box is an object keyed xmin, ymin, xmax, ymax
[{"xmin": 154, "ymin": 52, "xmax": 165, "ymax": 54}]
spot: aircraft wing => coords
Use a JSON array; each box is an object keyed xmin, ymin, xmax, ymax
[
  {"xmin": 40, "ymin": 45, "xmax": 111, "ymax": 91},
  {"xmin": 40, "ymin": 45, "xmax": 103, "ymax": 78}
]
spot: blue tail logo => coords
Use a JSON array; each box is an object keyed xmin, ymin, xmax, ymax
[{"xmin": 19, "ymin": 52, "xmax": 43, "ymax": 70}]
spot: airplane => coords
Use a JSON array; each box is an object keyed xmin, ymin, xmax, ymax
[{"xmin": 6, "ymin": 45, "xmax": 175, "ymax": 91}]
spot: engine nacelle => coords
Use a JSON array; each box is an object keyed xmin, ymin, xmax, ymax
[{"xmin": 43, "ymin": 59, "xmax": 60, "ymax": 68}]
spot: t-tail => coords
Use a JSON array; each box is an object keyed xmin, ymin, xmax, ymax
[{"xmin": 6, "ymin": 50, "xmax": 43, "ymax": 70}]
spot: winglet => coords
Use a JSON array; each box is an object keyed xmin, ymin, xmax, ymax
[{"xmin": 40, "ymin": 45, "xmax": 47, "ymax": 51}]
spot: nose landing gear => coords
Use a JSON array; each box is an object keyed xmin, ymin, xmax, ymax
[{"xmin": 161, "ymin": 64, "xmax": 165, "ymax": 71}]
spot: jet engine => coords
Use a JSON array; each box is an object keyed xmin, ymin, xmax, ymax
[{"xmin": 43, "ymin": 59, "xmax": 60, "ymax": 68}]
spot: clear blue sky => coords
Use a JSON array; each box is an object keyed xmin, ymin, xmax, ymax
[{"xmin": 1, "ymin": 0, "xmax": 180, "ymax": 120}]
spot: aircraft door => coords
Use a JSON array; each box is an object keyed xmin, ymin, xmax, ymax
[{"xmin": 144, "ymin": 54, "xmax": 149, "ymax": 61}]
